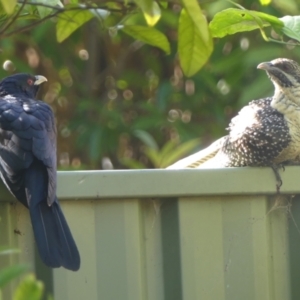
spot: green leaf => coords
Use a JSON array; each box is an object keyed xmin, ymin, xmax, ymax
[
  {"xmin": 13, "ymin": 274, "xmax": 44, "ymax": 300},
  {"xmin": 0, "ymin": 264, "xmax": 28, "ymax": 288},
  {"xmin": 143, "ymin": 148, "xmax": 161, "ymax": 167},
  {"xmin": 159, "ymin": 1, "xmax": 168, "ymax": 9},
  {"xmin": 259, "ymin": 0, "xmax": 271, "ymax": 5},
  {"xmin": 181, "ymin": 0, "xmax": 210, "ymax": 40},
  {"xmin": 280, "ymin": 15, "xmax": 300, "ymax": 42},
  {"xmin": 209, "ymin": 8, "xmax": 283, "ymax": 38},
  {"xmin": 161, "ymin": 138, "xmax": 200, "ymax": 167},
  {"xmin": 178, "ymin": 9, "xmax": 213, "ymax": 77},
  {"xmin": 35, "ymin": 0, "xmax": 63, "ymax": 18},
  {"xmin": 122, "ymin": 25, "xmax": 170, "ymax": 54},
  {"xmin": 134, "ymin": 0, "xmax": 161, "ymax": 26},
  {"xmin": 56, "ymin": 8, "xmax": 94, "ymax": 42},
  {"xmin": 133, "ymin": 129, "xmax": 158, "ymax": 150},
  {"xmin": 159, "ymin": 140, "xmax": 176, "ymax": 158},
  {"xmin": 120, "ymin": 158, "xmax": 147, "ymax": 169},
  {"xmin": 1, "ymin": 0, "xmax": 16, "ymax": 14}
]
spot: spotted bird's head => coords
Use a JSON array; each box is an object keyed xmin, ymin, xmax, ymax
[
  {"xmin": 257, "ymin": 58, "xmax": 300, "ymax": 92},
  {"xmin": 0, "ymin": 73, "xmax": 47, "ymax": 99}
]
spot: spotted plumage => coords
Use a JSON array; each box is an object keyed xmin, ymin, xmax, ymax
[
  {"xmin": 168, "ymin": 58, "xmax": 300, "ymax": 172},
  {"xmin": 219, "ymin": 98, "xmax": 291, "ymax": 167}
]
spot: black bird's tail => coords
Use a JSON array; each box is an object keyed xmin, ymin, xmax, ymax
[
  {"xmin": 25, "ymin": 161, "xmax": 80, "ymax": 271},
  {"xmin": 29, "ymin": 200, "xmax": 80, "ymax": 271}
]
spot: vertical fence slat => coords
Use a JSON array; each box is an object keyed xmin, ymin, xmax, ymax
[
  {"xmin": 178, "ymin": 196, "xmax": 225, "ymax": 300},
  {"xmin": 95, "ymin": 199, "xmax": 146, "ymax": 300},
  {"xmin": 141, "ymin": 199, "xmax": 164, "ymax": 300},
  {"xmin": 53, "ymin": 200, "xmax": 98, "ymax": 300},
  {"xmin": 267, "ymin": 196, "xmax": 291, "ymax": 300},
  {"xmin": 160, "ymin": 199, "xmax": 182, "ymax": 300},
  {"xmin": 177, "ymin": 196, "xmax": 291, "ymax": 300},
  {"xmin": 288, "ymin": 195, "xmax": 300, "ymax": 299}
]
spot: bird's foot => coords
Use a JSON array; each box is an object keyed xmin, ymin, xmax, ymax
[{"xmin": 270, "ymin": 164, "xmax": 284, "ymax": 193}]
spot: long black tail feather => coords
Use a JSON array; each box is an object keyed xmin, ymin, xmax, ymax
[
  {"xmin": 25, "ymin": 160, "xmax": 80, "ymax": 271},
  {"xmin": 30, "ymin": 200, "xmax": 80, "ymax": 271}
]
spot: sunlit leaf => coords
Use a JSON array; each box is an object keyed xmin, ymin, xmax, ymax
[
  {"xmin": 56, "ymin": 8, "xmax": 94, "ymax": 42},
  {"xmin": 133, "ymin": 129, "xmax": 158, "ymax": 150},
  {"xmin": 209, "ymin": 8, "xmax": 283, "ymax": 38},
  {"xmin": 143, "ymin": 2, "xmax": 161, "ymax": 27},
  {"xmin": 143, "ymin": 148, "xmax": 161, "ymax": 167},
  {"xmin": 13, "ymin": 274, "xmax": 44, "ymax": 300},
  {"xmin": 120, "ymin": 158, "xmax": 147, "ymax": 169},
  {"xmin": 280, "ymin": 15, "xmax": 300, "ymax": 42},
  {"xmin": 1, "ymin": 0, "xmax": 16, "ymax": 14},
  {"xmin": 0, "ymin": 264, "xmax": 28, "ymax": 288},
  {"xmin": 181, "ymin": 0, "xmax": 209, "ymax": 40},
  {"xmin": 178, "ymin": 9, "xmax": 213, "ymax": 77},
  {"xmin": 259, "ymin": 0, "xmax": 271, "ymax": 5},
  {"xmin": 159, "ymin": 140, "xmax": 176, "ymax": 160},
  {"xmin": 134, "ymin": 0, "xmax": 161, "ymax": 26},
  {"xmin": 122, "ymin": 25, "xmax": 170, "ymax": 54},
  {"xmin": 161, "ymin": 138, "xmax": 200, "ymax": 167}
]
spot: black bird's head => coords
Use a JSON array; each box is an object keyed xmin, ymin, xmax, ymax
[
  {"xmin": 0, "ymin": 73, "xmax": 47, "ymax": 99},
  {"xmin": 257, "ymin": 58, "xmax": 300, "ymax": 90}
]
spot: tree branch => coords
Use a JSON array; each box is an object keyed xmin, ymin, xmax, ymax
[
  {"xmin": 3, "ymin": 10, "xmax": 60, "ymax": 38},
  {"xmin": 0, "ymin": 0, "xmax": 28, "ymax": 35}
]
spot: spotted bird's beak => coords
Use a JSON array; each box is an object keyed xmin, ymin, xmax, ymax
[
  {"xmin": 34, "ymin": 75, "xmax": 48, "ymax": 85},
  {"xmin": 257, "ymin": 62, "xmax": 273, "ymax": 70}
]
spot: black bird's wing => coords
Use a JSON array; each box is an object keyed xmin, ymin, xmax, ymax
[{"xmin": 0, "ymin": 96, "xmax": 80, "ymax": 270}]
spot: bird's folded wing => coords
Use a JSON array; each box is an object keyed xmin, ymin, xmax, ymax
[{"xmin": 166, "ymin": 136, "xmax": 227, "ymax": 169}]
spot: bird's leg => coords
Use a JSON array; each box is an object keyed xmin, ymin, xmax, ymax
[{"xmin": 270, "ymin": 164, "xmax": 285, "ymax": 193}]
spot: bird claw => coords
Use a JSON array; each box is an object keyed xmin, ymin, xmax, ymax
[
  {"xmin": 276, "ymin": 179, "xmax": 282, "ymax": 193},
  {"xmin": 271, "ymin": 164, "xmax": 283, "ymax": 193}
]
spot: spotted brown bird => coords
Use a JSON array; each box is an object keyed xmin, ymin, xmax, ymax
[
  {"xmin": 168, "ymin": 58, "xmax": 300, "ymax": 189},
  {"xmin": 0, "ymin": 73, "xmax": 80, "ymax": 271}
]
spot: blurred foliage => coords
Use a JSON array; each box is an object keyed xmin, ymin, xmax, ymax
[
  {"xmin": 0, "ymin": 247, "xmax": 45, "ymax": 300},
  {"xmin": 0, "ymin": 0, "xmax": 299, "ymax": 169}
]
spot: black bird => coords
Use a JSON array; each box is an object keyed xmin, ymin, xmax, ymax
[
  {"xmin": 0, "ymin": 73, "xmax": 80, "ymax": 271},
  {"xmin": 168, "ymin": 58, "xmax": 300, "ymax": 188}
]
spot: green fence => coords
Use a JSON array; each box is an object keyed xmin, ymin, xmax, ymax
[{"xmin": 1, "ymin": 167, "xmax": 300, "ymax": 300}]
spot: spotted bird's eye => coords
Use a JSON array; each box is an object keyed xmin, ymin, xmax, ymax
[
  {"xmin": 280, "ymin": 63, "xmax": 292, "ymax": 72},
  {"xmin": 27, "ymin": 78, "xmax": 34, "ymax": 85}
]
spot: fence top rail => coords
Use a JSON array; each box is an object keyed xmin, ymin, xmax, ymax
[
  {"xmin": 0, "ymin": 167, "xmax": 299, "ymax": 202},
  {"xmin": 52, "ymin": 166, "xmax": 300, "ymax": 199}
]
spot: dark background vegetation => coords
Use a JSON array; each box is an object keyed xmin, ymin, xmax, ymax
[{"xmin": 0, "ymin": 0, "xmax": 299, "ymax": 170}]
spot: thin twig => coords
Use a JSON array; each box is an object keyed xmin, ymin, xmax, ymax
[
  {"xmin": 3, "ymin": 10, "xmax": 60, "ymax": 38},
  {"xmin": 0, "ymin": 0, "xmax": 28, "ymax": 34}
]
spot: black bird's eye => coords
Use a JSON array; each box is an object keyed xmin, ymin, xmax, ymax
[{"xmin": 27, "ymin": 78, "xmax": 34, "ymax": 85}]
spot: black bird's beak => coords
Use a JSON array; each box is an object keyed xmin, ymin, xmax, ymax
[
  {"xmin": 257, "ymin": 62, "xmax": 273, "ymax": 71},
  {"xmin": 34, "ymin": 75, "xmax": 47, "ymax": 85}
]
